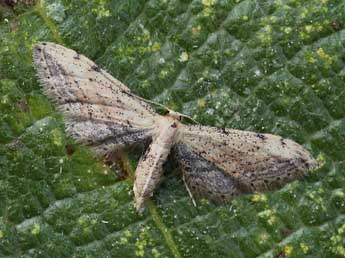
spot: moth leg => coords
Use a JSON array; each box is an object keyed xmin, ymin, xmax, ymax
[
  {"xmin": 173, "ymin": 144, "xmax": 243, "ymax": 203},
  {"xmin": 182, "ymin": 171, "xmax": 197, "ymax": 207}
]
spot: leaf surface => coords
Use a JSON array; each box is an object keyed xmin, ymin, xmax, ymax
[{"xmin": 1, "ymin": 1, "xmax": 345, "ymax": 257}]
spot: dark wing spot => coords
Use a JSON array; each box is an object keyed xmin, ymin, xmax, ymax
[
  {"xmin": 198, "ymin": 150, "xmax": 207, "ymax": 156},
  {"xmin": 221, "ymin": 127, "xmax": 229, "ymax": 135},
  {"xmin": 73, "ymin": 54, "xmax": 80, "ymax": 60},
  {"xmin": 91, "ymin": 65, "xmax": 101, "ymax": 72},
  {"xmin": 126, "ymin": 120, "xmax": 133, "ymax": 128},
  {"xmin": 256, "ymin": 133, "xmax": 266, "ymax": 140}
]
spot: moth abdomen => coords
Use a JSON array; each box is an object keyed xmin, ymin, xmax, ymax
[{"xmin": 133, "ymin": 117, "xmax": 179, "ymax": 212}]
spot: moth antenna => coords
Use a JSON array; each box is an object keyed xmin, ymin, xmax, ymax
[
  {"xmin": 123, "ymin": 92, "xmax": 167, "ymax": 111},
  {"xmin": 128, "ymin": 93, "xmax": 200, "ymax": 124}
]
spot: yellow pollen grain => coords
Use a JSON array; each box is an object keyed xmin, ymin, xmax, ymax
[
  {"xmin": 305, "ymin": 25, "xmax": 313, "ymax": 33},
  {"xmin": 317, "ymin": 48, "xmax": 327, "ymax": 58},
  {"xmin": 197, "ymin": 98, "xmax": 206, "ymax": 108},
  {"xmin": 251, "ymin": 192, "xmax": 267, "ymax": 202},
  {"xmin": 179, "ymin": 52, "xmax": 189, "ymax": 62},
  {"xmin": 202, "ymin": 0, "xmax": 216, "ymax": 7},
  {"xmin": 284, "ymin": 245, "xmax": 293, "ymax": 256},
  {"xmin": 300, "ymin": 243, "xmax": 309, "ymax": 254},
  {"xmin": 152, "ymin": 42, "xmax": 161, "ymax": 52},
  {"xmin": 284, "ymin": 27, "xmax": 292, "ymax": 34},
  {"xmin": 334, "ymin": 246, "xmax": 345, "ymax": 256},
  {"xmin": 31, "ymin": 223, "xmax": 40, "ymax": 235}
]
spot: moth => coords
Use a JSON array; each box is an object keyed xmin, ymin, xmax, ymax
[{"xmin": 33, "ymin": 42, "xmax": 316, "ymax": 213}]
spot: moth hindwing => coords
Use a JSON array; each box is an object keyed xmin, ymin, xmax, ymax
[{"xmin": 33, "ymin": 42, "xmax": 316, "ymax": 213}]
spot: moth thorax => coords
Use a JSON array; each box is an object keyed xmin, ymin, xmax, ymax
[{"xmin": 167, "ymin": 110, "xmax": 182, "ymax": 121}]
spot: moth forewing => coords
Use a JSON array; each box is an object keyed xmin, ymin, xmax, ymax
[
  {"xmin": 176, "ymin": 124, "xmax": 316, "ymax": 192},
  {"xmin": 32, "ymin": 42, "xmax": 157, "ymax": 119},
  {"xmin": 32, "ymin": 42, "xmax": 159, "ymax": 156}
]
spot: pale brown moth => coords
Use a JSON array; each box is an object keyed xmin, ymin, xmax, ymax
[{"xmin": 32, "ymin": 42, "xmax": 316, "ymax": 213}]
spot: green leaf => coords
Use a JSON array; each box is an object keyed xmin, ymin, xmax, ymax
[{"xmin": 1, "ymin": 0, "xmax": 345, "ymax": 257}]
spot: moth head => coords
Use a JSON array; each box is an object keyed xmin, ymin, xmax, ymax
[
  {"xmin": 166, "ymin": 110, "xmax": 183, "ymax": 121},
  {"xmin": 166, "ymin": 109, "xmax": 200, "ymax": 125}
]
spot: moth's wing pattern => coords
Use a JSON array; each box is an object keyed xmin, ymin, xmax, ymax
[
  {"xmin": 33, "ymin": 42, "xmax": 158, "ymax": 155},
  {"xmin": 173, "ymin": 144, "xmax": 242, "ymax": 203},
  {"xmin": 176, "ymin": 124, "xmax": 316, "ymax": 194}
]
